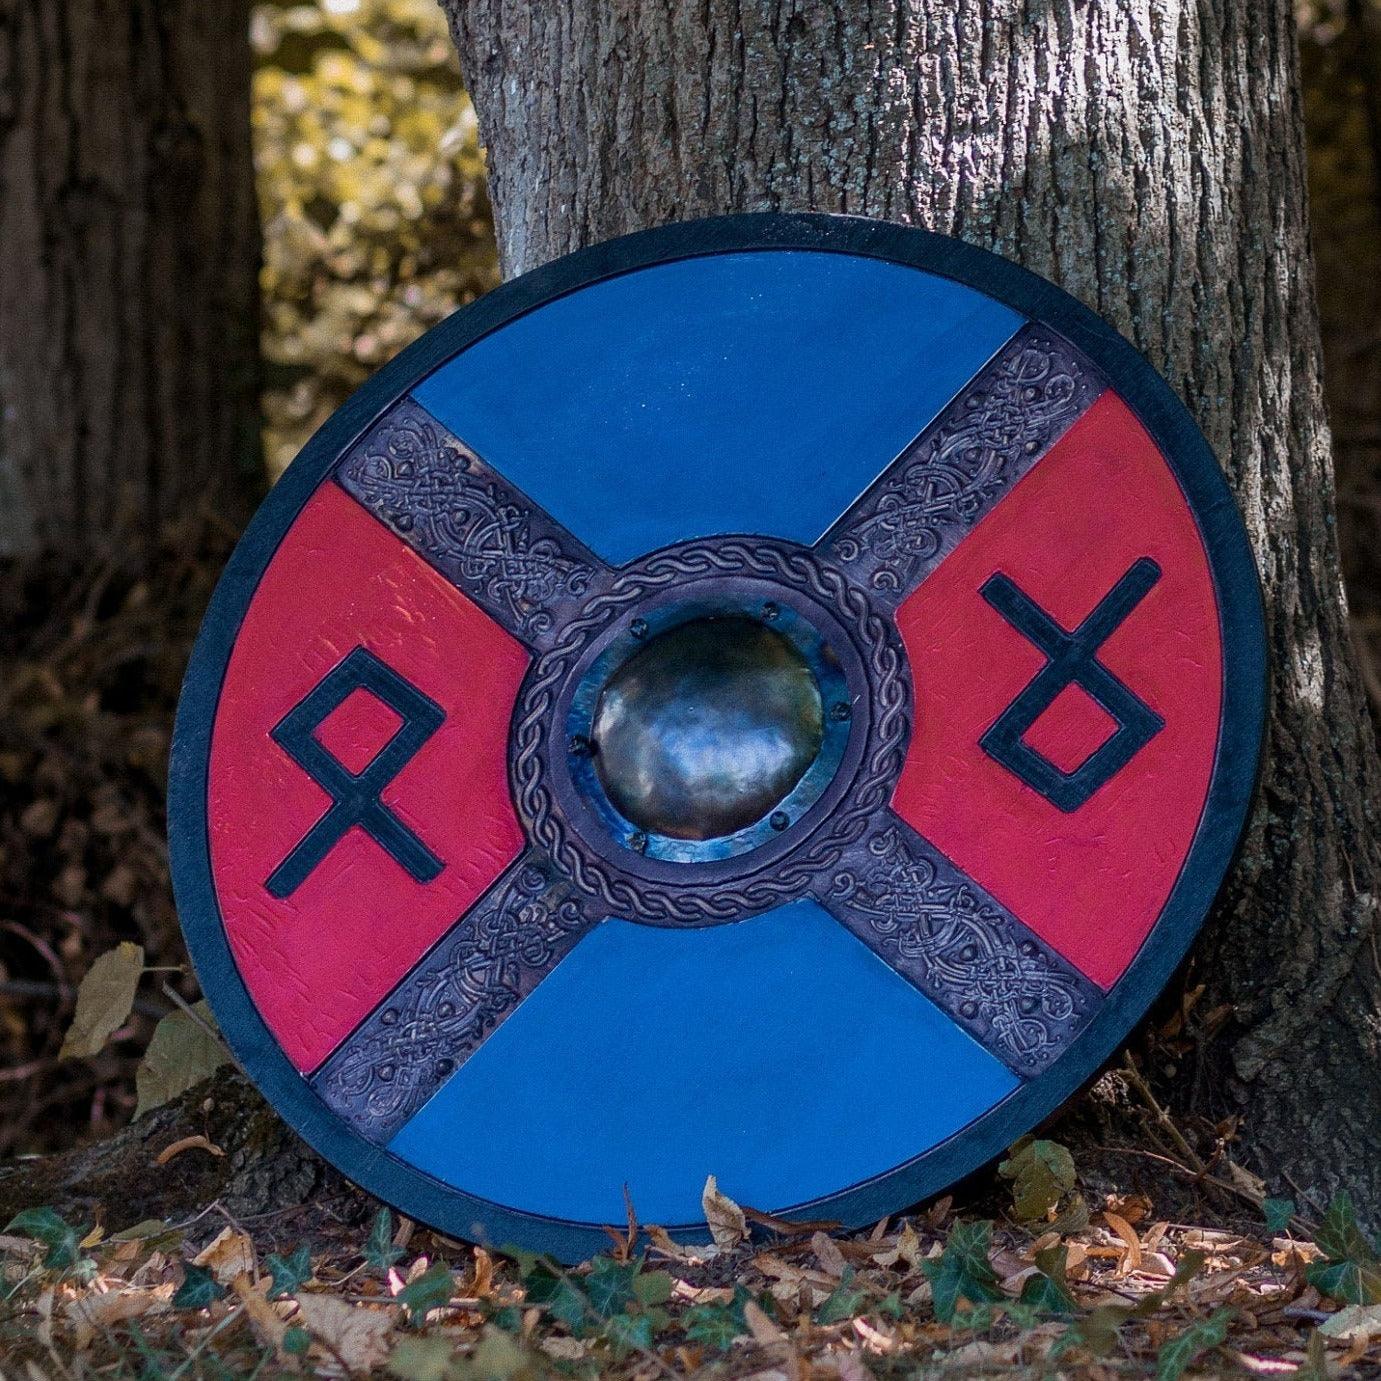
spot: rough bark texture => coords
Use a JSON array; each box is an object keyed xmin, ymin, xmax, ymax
[
  {"xmin": 0, "ymin": 0, "xmax": 262, "ymax": 557},
  {"xmin": 446, "ymin": 0, "xmax": 1381, "ymax": 1225},
  {"xmin": 0, "ymin": 1068, "xmax": 346, "ymax": 1235}
]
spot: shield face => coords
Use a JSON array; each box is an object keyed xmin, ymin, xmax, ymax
[{"xmin": 170, "ymin": 214, "xmax": 1265, "ymax": 1260}]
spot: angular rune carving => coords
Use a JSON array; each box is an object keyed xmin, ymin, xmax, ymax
[
  {"xmin": 823, "ymin": 822, "xmax": 1097, "ymax": 1075},
  {"xmin": 826, "ymin": 327, "xmax": 1102, "ymax": 602},
  {"xmin": 312, "ymin": 855, "xmax": 593, "ymax": 1142},
  {"xmin": 336, "ymin": 399, "xmax": 596, "ymax": 644}
]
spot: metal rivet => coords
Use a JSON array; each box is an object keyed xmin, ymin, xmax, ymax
[
  {"xmin": 761, "ymin": 601, "xmax": 779, "ymax": 622},
  {"xmin": 629, "ymin": 830, "xmax": 649, "ymax": 853},
  {"xmin": 630, "ymin": 618, "xmax": 649, "ymax": 639},
  {"xmin": 569, "ymin": 733, "xmax": 592, "ymax": 757},
  {"xmin": 769, "ymin": 811, "xmax": 789, "ymax": 832},
  {"xmin": 830, "ymin": 700, "xmax": 852, "ymax": 722}
]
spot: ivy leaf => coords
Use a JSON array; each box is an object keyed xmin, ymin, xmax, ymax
[
  {"xmin": 602, "ymin": 1310, "xmax": 656, "ymax": 1358},
  {"xmin": 584, "ymin": 1255, "xmax": 639, "ymax": 1319},
  {"xmin": 174, "ymin": 1263, "xmax": 225, "ymax": 1310},
  {"xmin": 952, "ymin": 1299, "xmax": 1041, "ymax": 1332},
  {"xmin": 816, "ymin": 1267, "xmax": 869, "ymax": 1324},
  {"xmin": 468, "ymin": 1326, "xmax": 529, "ymax": 1379},
  {"xmin": 1308, "ymin": 1257, "xmax": 1381, "ymax": 1306},
  {"xmin": 60, "ymin": 942, "xmax": 144, "ymax": 1060},
  {"xmin": 1315, "ymin": 1192, "xmax": 1380, "ymax": 1267},
  {"xmin": 4, "ymin": 1207, "xmax": 87, "ymax": 1270},
  {"xmin": 397, "ymin": 1261, "xmax": 456, "ymax": 1326},
  {"xmin": 388, "ymin": 1335, "xmax": 457, "ymax": 1381},
  {"xmin": 134, "ymin": 1000, "xmax": 229, "ymax": 1119},
  {"xmin": 520, "ymin": 1257, "xmax": 589, "ymax": 1333},
  {"xmin": 265, "ymin": 1243, "xmax": 313, "ymax": 1299},
  {"xmin": 684, "ymin": 1286, "xmax": 753, "ymax": 1350},
  {"xmin": 632, "ymin": 1269, "xmax": 673, "ymax": 1306},
  {"xmin": 921, "ymin": 1220, "xmax": 1004, "ymax": 1323},
  {"xmin": 998, "ymin": 1138, "xmax": 1077, "ymax": 1222},
  {"xmin": 282, "ymin": 1325, "xmax": 311, "ymax": 1356},
  {"xmin": 1306, "ymin": 1192, "xmax": 1381, "ymax": 1304},
  {"xmin": 364, "ymin": 1207, "xmax": 404, "ymax": 1272},
  {"xmin": 1155, "ymin": 1308, "xmax": 1234, "ymax": 1381},
  {"xmin": 1051, "ymin": 1304, "xmax": 1130, "ymax": 1360},
  {"xmin": 483, "ymin": 1302, "xmax": 524, "ymax": 1332},
  {"xmin": 1019, "ymin": 1244, "xmax": 1078, "ymax": 1316},
  {"xmin": 1263, "ymin": 1197, "xmax": 1296, "ymax": 1235}
]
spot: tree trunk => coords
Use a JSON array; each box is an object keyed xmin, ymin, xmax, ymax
[
  {"xmin": 446, "ymin": 0, "xmax": 1381, "ymax": 1225},
  {"xmin": 0, "ymin": 0, "xmax": 262, "ymax": 558}
]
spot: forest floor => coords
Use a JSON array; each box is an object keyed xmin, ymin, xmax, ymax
[{"xmin": 2, "ymin": 1067, "xmax": 1380, "ymax": 1379}]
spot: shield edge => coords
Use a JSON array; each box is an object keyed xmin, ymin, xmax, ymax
[{"xmin": 167, "ymin": 211, "xmax": 1268, "ymax": 1263}]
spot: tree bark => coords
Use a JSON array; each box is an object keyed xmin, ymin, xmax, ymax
[
  {"xmin": 446, "ymin": 0, "xmax": 1381, "ymax": 1225},
  {"xmin": 0, "ymin": 0, "xmax": 262, "ymax": 558}
]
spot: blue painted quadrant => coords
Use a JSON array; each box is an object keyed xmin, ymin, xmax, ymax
[
  {"xmin": 387, "ymin": 900, "xmax": 1018, "ymax": 1227},
  {"xmin": 413, "ymin": 251, "xmax": 1022, "ymax": 565}
]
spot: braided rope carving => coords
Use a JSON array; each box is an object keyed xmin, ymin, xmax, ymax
[{"xmin": 509, "ymin": 540, "xmax": 910, "ymax": 924}]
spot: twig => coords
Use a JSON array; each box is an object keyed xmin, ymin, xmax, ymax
[
  {"xmin": 1099, "ymin": 1146, "xmax": 1316, "ymax": 1234},
  {"xmin": 159, "ymin": 980, "xmax": 240, "ymax": 1070},
  {"xmin": 1119, "ymin": 1057, "xmax": 1207, "ymax": 1175},
  {"xmin": 0, "ymin": 978, "xmax": 170, "ymax": 1022}
]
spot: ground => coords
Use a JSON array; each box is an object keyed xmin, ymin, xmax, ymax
[{"xmin": 1, "ymin": 1061, "xmax": 1380, "ymax": 1377}]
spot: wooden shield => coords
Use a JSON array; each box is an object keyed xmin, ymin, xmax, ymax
[{"xmin": 169, "ymin": 214, "xmax": 1266, "ymax": 1260}]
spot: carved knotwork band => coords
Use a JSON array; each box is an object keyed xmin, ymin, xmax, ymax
[
  {"xmin": 336, "ymin": 397, "xmax": 601, "ymax": 649},
  {"xmin": 821, "ymin": 819, "xmax": 1098, "ymax": 1076},
  {"xmin": 823, "ymin": 326, "xmax": 1102, "ymax": 604}
]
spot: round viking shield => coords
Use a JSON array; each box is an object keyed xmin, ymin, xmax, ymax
[{"xmin": 169, "ymin": 214, "xmax": 1266, "ymax": 1260}]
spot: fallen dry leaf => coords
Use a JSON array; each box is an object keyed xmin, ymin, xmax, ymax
[
  {"xmin": 1224, "ymin": 1159, "xmax": 1269, "ymax": 1201},
  {"xmin": 853, "ymin": 1316, "xmax": 897, "ymax": 1353},
  {"xmin": 1102, "ymin": 1210, "xmax": 1143, "ymax": 1275},
  {"xmin": 812, "ymin": 1231, "xmax": 848, "ymax": 1279},
  {"xmin": 1320, "ymin": 1302, "xmax": 1381, "ymax": 1343},
  {"xmin": 232, "ymin": 1273, "xmax": 288, "ymax": 1350},
  {"xmin": 296, "ymin": 1292, "xmax": 395, "ymax": 1372},
  {"xmin": 872, "ymin": 1220, "xmax": 922, "ymax": 1270},
  {"xmin": 832, "ymin": 1352, "xmax": 874, "ymax": 1381},
  {"xmin": 192, "ymin": 1226, "xmax": 255, "ymax": 1285},
  {"xmin": 645, "ymin": 1224, "xmax": 716, "ymax": 1262},
  {"xmin": 540, "ymin": 1334, "xmax": 590, "ymax": 1361},
  {"xmin": 64, "ymin": 1285, "xmax": 173, "ymax": 1350},
  {"xmin": 702, "ymin": 1175, "xmax": 747, "ymax": 1252},
  {"xmin": 744, "ymin": 1299, "xmax": 787, "ymax": 1345}
]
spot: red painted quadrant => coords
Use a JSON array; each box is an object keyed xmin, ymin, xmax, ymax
[
  {"xmin": 207, "ymin": 482, "xmax": 529, "ymax": 1071},
  {"xmin": 892, "ymin": 392, "xmax": 1223, "ymax": 989}
]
